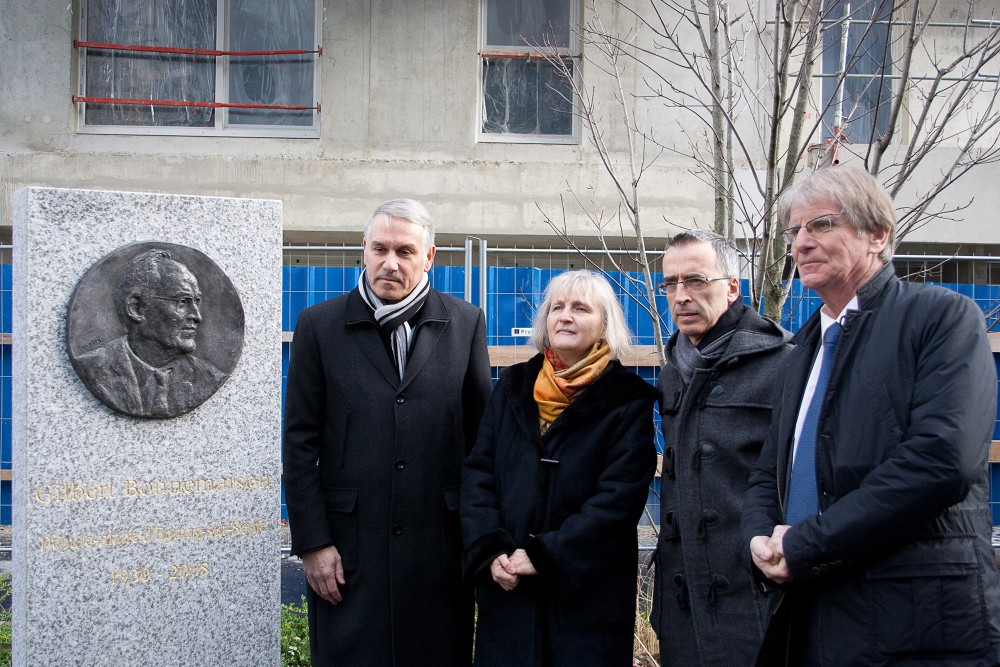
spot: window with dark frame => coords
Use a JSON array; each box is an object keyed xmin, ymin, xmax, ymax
[
  {"xmin": 77, "ymin": 0, "xmax": 320, "ymax": 136},
  {"xmin": 821, "ymin": 0, "xmax": 893, "ymax": 143},
  {"xmin": 480, "ymin": 0, "xmax": 578, "ymax": 142}
]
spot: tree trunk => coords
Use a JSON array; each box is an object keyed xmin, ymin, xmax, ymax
[{"xmin": 708, "ymin": 0, "xmax": 727, "ymax": 235}]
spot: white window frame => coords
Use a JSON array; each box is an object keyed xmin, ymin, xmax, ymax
[
  {"xmin": 75, "ymin": 0, "xmax": 322, "ymax": 138},
  {"xmin": 477, "ymin": 0, "xmax": 581, "ymax": 145}
]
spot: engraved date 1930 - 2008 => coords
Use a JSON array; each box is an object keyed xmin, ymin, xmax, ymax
[{"xmin": 110, "ymin": 562, "xmax": 210, "ymax": 585}]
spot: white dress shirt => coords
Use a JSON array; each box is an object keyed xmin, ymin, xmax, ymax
[{"xmin": 791, "ymin": 296, "xmax": 859, "ymax": 465}]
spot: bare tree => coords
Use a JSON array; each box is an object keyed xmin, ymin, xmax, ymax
[
  {"xmin": 532, "ymin": 9, "xmax": 670, "ymax": 363},
  {"xmin": 534, "ymin": 0, "xmax": 1000, "ymax": 327}
]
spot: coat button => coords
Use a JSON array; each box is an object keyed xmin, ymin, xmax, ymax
[
  {"xmin": 392, "ymin": 525, "xmax": 403, "ymax": 536},
  {"xmin": 395, "ymin": 460, "xmax": 406, "ymax": 470},
  {"xmin": 396, "ymin": 394, "xmax": 405, "ymax": 404},
  {"xmin": 811, "ymin": 566, "xmax": 822, "ymax": 575},
  {"xmin": 663, "ymin": 446, "xmax": 676, "ymax": 479}
]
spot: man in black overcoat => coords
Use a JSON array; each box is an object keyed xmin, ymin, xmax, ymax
[{"xmin": 283, "ymin": 198, "xmax": 492, "ymax": 666}]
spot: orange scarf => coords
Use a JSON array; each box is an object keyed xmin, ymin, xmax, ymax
[{"xmin": 534, "ymin": 341, "xmax": 611, "ymax": 433}]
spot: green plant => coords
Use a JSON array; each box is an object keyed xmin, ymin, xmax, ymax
[
  {"xmin": 281, "ymin": 595, "xmax": 310, "ymax": 667},
  {"xmin": 633, "ymin": 562, "xmax": 659, "ymax": 667},
  {"xmin": 0, "ymin": 572, "xmax": 11, "ymax": 667}
]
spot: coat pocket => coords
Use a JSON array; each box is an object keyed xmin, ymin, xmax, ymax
[
  {"xmin": 323, "ymin": 487, "xmax": 359, "ymax": 574},
  {"xmin": 442, "ymin": 484, "xmax": 460, "ymax": 511},
  {"xmin": 865, "ymin": 538, "xmax": 989, "ymax": 657}
]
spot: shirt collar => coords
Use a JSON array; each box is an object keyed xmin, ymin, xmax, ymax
[{"xmin": 820, "ymin": 295, "xmax": 858, "ymax": 336}]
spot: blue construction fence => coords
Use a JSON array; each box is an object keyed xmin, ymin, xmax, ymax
[
  {"xmin": 0, "ymin": 262, "xmax": 997, "ymax": 525},
  {"xmin": 279, "ymin": 264, "xmax": 1000, "ymax": 527}
]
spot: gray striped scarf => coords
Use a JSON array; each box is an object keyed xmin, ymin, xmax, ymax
[{"xmin": 358, "ymin": 269, "xmax": 430, "ymax": 378}]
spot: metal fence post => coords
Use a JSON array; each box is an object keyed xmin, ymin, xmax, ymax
[
  {"xmin": 479, "ymin": 238, "xmax": 488, "ymax": 312},
  {"xmin": 464, "ymin": 237, "xmax": 473, "ymax": 303}
]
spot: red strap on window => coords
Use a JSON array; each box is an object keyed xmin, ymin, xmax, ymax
[
  {"xmin": 74, "ymin": 40, "xmax": 322, "ymax": 57},
  {"xmin": 72, "ymin": 96, "xmax": 320, "ymax": 112}
]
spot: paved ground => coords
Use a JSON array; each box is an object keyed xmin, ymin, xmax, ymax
[{"xmin": 281, "ymin": 555, "xmax": 308, "ymax": 605}]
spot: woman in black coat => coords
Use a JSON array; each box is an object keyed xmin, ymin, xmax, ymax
[{"xmin": 461, "ymin": 270, "xmax": 658, "ymax": 667}]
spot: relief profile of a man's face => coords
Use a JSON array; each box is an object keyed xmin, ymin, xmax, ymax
[
  {"xmin": 120, "ymin": 251, "xmax": 205, "ymax": 365},
  {"xmin": 133, "ymin": 260, "xmax": 203, "ymax": 354},
  {"xmin": 69, "ymin": 242, "xmax": 243, "ymax": 419}
]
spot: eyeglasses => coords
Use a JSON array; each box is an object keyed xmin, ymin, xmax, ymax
[
  {"xmin": 151, "ymin": 295, "xmax": 201, "ymax": 313},
  {"xmin": 782, "ymin": 211, "xmax": 845, "ymax": 244},
  {"xmin": 656, "ymin": 276, "xmax": 730, "ymax": 295}
]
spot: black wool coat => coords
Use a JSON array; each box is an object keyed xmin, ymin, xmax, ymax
[
  {"xmin": 461, "ymin": 355, "xmax": 658, "ymax": 667},
  {"xmin": 653, "ymin": 306, "xmax": 792, "ymax": 667},
  {"xmin": 742, "ymin": 264, "xmax": 1000, "ymax": 666},
  {"xmin": 283, "ymin": 287, "xmax": 492, "ymax": 667}
]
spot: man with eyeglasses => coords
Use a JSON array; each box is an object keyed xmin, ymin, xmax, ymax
[
  {"xmin": 742, "ymin": 167, "xmax": 1000, "ymax": 665},
  {"xmin": 74, "ymin": 248, "xmax": 225, "ymax": 418},
  {"xmin": 651, "ymin": 229, "xmax": 792, "ymax": 666}
]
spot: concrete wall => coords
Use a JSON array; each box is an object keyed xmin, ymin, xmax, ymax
[{"xmin": 1, "ymin": 0, "xmax": 998, "ymax": 248}]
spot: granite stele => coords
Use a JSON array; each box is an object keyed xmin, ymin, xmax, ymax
[{"xmin": 12, "ymin": 187, "xmax": 282, "ymax": 665}]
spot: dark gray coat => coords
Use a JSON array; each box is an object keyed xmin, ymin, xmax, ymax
[
  {"xmin": 283, "ymin": 287, "xmax": 492, "ymax": 667},
  {"xmin": 742, "ymin": 265, "xmax": 1000, "ymax": 666},
  {"xmin": 461, "ymin": 356, "xmax": 658, "ymax": 667},
  {"xmin": 653, "ymin": 306, "xmax": 792, "ymax": 666}
]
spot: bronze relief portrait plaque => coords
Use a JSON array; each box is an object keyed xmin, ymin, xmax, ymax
[{"xmin": 67, "ymin": 242, "xmax": 245, "ymax": 419}]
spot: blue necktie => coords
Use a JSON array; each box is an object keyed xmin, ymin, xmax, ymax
[{"xmin": 786, "ymin": 322, "xmax": 842, "ymax": 525}]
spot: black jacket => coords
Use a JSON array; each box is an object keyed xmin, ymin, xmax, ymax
[
  {"xmin": 461, "ymin": 355, "xmax": 658, "ymax": 667},
  {"xmin": 742, "ymin": 264, "xmax": 1000, "ymax": 666},
  {"xmin": 283, "ymin": 287, "xmax": 492, "ymax": 667}
]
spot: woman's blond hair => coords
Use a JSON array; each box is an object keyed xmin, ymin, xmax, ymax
[{"xmin": 530, "ymin": 270, "xmax": 633, "ymax": 360}]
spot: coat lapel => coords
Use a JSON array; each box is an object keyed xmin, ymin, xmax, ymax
[
  {"xmin": 104, "ymin": 338, "xmax": 144, "ymax": 413},
  {"xmin": 344, "ymin": 289, "xmax": 400, "ymax": 388},
  {"xmin": 398, "ymin": 290, "xmax": 449, "ymax": 393},
  {"xmin": 504, "ymin": 355, "xmax": 546, "ymax": 449}
]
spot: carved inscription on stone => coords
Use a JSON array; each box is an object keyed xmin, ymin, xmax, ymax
[{"xmin": 31, "ymin": 473, "xmax": 273, "ymax": 587}]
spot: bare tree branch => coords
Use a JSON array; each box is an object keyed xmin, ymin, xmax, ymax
[{"xmin": 526, "ymin": 0, "xmax": 1000, "ymax": 341}]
